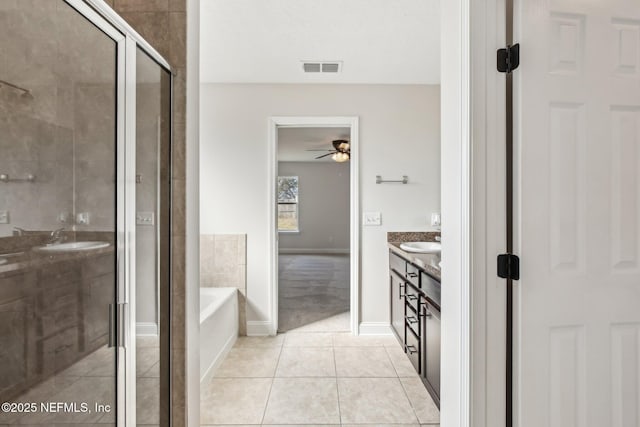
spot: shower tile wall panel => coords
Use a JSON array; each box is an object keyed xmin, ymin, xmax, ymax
[
  {"xmin": 111, "ymin": 0, "xmax": 187, "ymax": 424},
  {"xmin": 0, "ymin": 112, "xmax": 74, "ymax": 236},
  {"xmin": 74, "ymin": 84, "xmax": 117, "ymax": 232},
  {"xmin": 0, "ymin": 2, "xmax": 119, "ymax": 237},
  {"xmin": 201, "ymin": 234, "xmax": 247, "ymax": 335}
]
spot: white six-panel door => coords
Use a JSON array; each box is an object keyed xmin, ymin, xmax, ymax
[{"xmin": 516, "ymin": 0, "xmax": 640, "ymax": 426}]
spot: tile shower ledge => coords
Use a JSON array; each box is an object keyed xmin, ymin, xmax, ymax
[{"xmin": 0, "ymin": 244, "xmax": 115, "ymax": 276}]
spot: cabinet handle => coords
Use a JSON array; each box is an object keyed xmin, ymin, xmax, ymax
[
  {"xmin": 407, "ymin": 272, "xmax": 418, "ymax": 278},
  {"xmin": 399, "ymin": 283, "xmax": 405, "ymax": 299},
  {"xmin": 108, "ymin": 304, "xmax": 116, "ymax": 348},
  {"xmin": 406, "ymin": 345, "xmax": 418, "ymax": 354},
  {"xmin": 406, "ymin": 294, "xmax": 418, "ymax": 301},
  {"xmin": 422, "ymin": 310, "xmax": 432, "ymax": 318},
  {"xmin": 406, "ymin": 315, "xmax": 419, "ymax": 324}
]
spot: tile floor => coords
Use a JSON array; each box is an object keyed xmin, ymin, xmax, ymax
[
  {"xmin": 200, "ymin": 331, "xmax": 440, "ymax": 426},
  {"xmin": 0, "ymin": 336, "xmax": 160, "ymax": 426}
]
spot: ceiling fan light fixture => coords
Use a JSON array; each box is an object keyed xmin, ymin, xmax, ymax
[{"xmin": 333, "ymin": 152, "xmax": 350, "ymax": 163}]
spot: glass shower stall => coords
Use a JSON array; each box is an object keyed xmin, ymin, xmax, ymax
[{"xmin": 0, "ymin": 1, "xmax": 172, "ymax": 425}]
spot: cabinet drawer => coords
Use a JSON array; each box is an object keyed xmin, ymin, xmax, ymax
[
  {"xmin": 405, "ymin": 327, "xmax": 421, "ymax": 374},
  {"xmin": 39, "ymin": 326, "xmax": 79, "ymax": 375},
  {"xmin": 39, "ymin": 299, "xmax": 78, "ymax": 338},
  {"xmin": 389, "ymin": 251, "xmax": 406, "ymax": 276},
  {"xmin": 404, "ymin": 282, "xmax": 420, "ymax": 313},
  {"xmin": 37, "ymin": 264, "xmax": 80, "ymax": 287},
  {"xmin": 82, "ymin": 255, "xmax": 115, "ymax": 279},
  {"xmin": 420, "ymin": 271, "xmax": 441, "ymax": 309},
  {"xmin": 405, "ymin": 304, "xmax": 420, "ymax": 337},
  {"xmin": 406, "ymin": 263, "xmax": 420, "ymax": 287}
]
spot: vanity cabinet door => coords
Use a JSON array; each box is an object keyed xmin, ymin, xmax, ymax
[
  {"xmin": 0, "ymin": 271, "xmax": 37, "ymax": 401},
  {"xmin": 390, "ymin": 272, "xmax": 406, "ymax": 343},
  {"xmin": 423, "ymin": 301, "xmax": 441, "ymax": 406},
  {"xmin": 0, "ymin": 296, "xmax": 35, "ymax": 399}
]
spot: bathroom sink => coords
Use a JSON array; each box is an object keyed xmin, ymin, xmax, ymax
[
  {"xmin": 400, "ymin": 241, "xmax": 441, "ymax": 254},
  {"xmin": 35, "ymin": 241, "xmax": 110, "ymax": 253}
]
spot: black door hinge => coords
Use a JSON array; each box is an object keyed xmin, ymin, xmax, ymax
[
  {"xmin": 497, "ymin": 44, "xmax": 520, "ymax": 73},
  {"xmin": 497, "ymin": 254, "xmax": 520, "ymax": 280}
]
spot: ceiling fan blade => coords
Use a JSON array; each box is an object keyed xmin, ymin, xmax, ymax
[
  {"xmin": 315, "ymin": 152, "xmax": 336, "ymax": 159},
  {"xmin": 305, "ymin": 149, "xmax": 333, "ymax": 152}
]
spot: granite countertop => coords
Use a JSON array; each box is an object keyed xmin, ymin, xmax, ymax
[
  {"xmin": 388, "ymin": 242, "xmax": 441, "ymax": 282},
  {"xmin": 0, "ymin": 243, "xmax": 115, "ymax": 275},
  {"xmin": 386, "ymin": 231, "xmax": 441, "ymax": 282}
]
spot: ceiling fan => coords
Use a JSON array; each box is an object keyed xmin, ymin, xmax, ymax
[{"xmin": 306, "ymin": 139, "xmax": 351, "ymax": 162}]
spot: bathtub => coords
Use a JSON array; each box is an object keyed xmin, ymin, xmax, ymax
[{"xmin": 200, "ymin": 287, "xmax": 238, "ymax": 382}]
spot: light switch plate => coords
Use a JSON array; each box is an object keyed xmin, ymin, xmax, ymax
[
  {"xmin": 431, "ymin": 212, "xmax": 441, "ymax": 227},
  {"xmin": 136, "ymin": 212, "xmax": 155, "ymax": 226},
  {"xmin": 0, "ymin": 210, "xmax": 8, "ymax": 224},
  {"xmin": 363, "ymin": 211, "xmax": 382, "ymax": 226}
]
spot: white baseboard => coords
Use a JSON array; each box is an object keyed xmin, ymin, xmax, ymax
[
  {"xmin": 200, "ymin": 332, "xmax": 237, "ymax": 384},
  {"xmin": 278, "ymin": 248, "xmax": 350, "ymax": 255},
  {"xmin": 359, "ymin": 322, "xmax": 393, "ymax": 335},
  {"xmin": 136, "ymin": 322, "xmax": 158, "ymax": 336},
  {"xmin": 247, "ymin": 320, "xmax": 274, "ymax": 336}
]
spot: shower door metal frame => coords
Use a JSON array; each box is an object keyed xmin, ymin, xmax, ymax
[{"xmin": 62, "ymin": 1, "xmax": 173, "ymax": 426}]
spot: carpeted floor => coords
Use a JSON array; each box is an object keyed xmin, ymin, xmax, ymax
[{"xmin": 278, "ymin": 254, "xmax": 350, "ymax": 332}]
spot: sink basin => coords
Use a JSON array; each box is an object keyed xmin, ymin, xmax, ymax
[
  {"xmin": 35, "ymin": 241, "xmax": 110, "ymax": 253},
  {"xmin": 400, "ymin": 241, "xmax": 441, "ymax": 254}
]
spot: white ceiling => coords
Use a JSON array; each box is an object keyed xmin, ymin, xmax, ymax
[
  {"xmin": 200, "ymin": 0, "xmax": 440, "ymax": 84},
  {"xmin": 278, "ymin": 127, "xmax": 351, "ymax": 162}
]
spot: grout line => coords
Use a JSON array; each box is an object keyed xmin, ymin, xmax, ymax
[
  {"xmin": 384, "ymin": 345, "xmax": 402, "ymax": 378},
  {"xmin": 398, "ymin": 376, "xmax": 422, "ymax": 425},
  {"xmin": 259, "ymin": 345, "xmax": 283, "ymax": 424},
  {"xmin": 332, "ymin": 346, "xmax": 343, "ymax": 425}
]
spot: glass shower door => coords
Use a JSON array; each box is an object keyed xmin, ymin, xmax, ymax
[{"xmin": 0, "ymin": 1, "xmax": 121, "ymax": 424}]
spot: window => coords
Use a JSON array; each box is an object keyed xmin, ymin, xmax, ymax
[{"xmin": 277, "ymin": 176, "xmax": 299, "ymax": 231}]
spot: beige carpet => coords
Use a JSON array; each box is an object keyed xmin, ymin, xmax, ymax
[{"xmin": 278, "ymin": 254, "xmax": 350, "ymax": 332}]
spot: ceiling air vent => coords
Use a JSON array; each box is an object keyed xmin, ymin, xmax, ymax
[
  {"xmin": 302, "ymin": 61, "xmax": 342, "ymax": 73},
  {"xmin": 303, "ymin": 62, "xmax": 321, "ymax": 73},
  {"xmin": 321, "ymin": 62, "xmax": 340, "ymax": 73}
]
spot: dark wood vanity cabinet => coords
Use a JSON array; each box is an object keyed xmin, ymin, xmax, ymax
[
  {"xmin": 389, "ymin": 249, "xmax": 441, "ymax": 407},
  {"xmin": 422, "ymin": 299, "xmax": 441, "ymax": 406},
  {"xmin": 390, "ymin": 272, "xmax": 405, "ymax": 341},
  {"xmin": 0, "ymin": 251, "xmax": 114, "ymax": 402}
]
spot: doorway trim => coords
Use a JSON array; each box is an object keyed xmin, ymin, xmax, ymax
[{"xmin": 267, "ymin": 116, "xmax": 360, "ymax": 335}]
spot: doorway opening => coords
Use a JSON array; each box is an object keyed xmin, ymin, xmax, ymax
[
  {"xmin": 276, "ymin": 126, "xmax": 352, "ymax": 333},
  {"xmin": 269, "ymin": 117, "xmax": 360, "ymax": 335}
]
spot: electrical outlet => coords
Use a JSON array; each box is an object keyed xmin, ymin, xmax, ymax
[
  {"xmin": 136, "ymin": 212, "xmax": 155, "ymax": 226},
  {"xmin": 58, "ymin": 212, "xmax": 72, "ymax": 224},
  {"xmin": 363, "ymin": 212, "xmax": 382, "ymax": 226},
  {"xmin": 76, "ymin": 212, "xmax": 90, "ymax": 225},
  {"xmin": 0, "ymin": 210, "xmax": 9, "ymax": 224}
]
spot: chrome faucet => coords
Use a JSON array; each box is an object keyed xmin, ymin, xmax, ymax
[
  {"xmin": 49, "ymin": 228, "xmax": 65, "ymax": 244},
  {"xmin": 13, "ymin": 227, "xmax": 27, "ymax": 236}
]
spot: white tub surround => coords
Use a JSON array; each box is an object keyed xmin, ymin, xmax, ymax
[
  {"xmin": 200, "ymin": 234, "xmax": 247, "ymax": 335},
  {"xmin": 199, "ymin": 287, "xmax": 238, "ymax": 382}
]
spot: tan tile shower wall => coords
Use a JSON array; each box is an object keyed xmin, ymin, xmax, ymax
[
  {"xmin": 201, "ymin": 234, "xmax": 248, "ymax": 336},
  {"xmin": 109, "ymin": 0, "xmax": 187, "ymax": 426}
]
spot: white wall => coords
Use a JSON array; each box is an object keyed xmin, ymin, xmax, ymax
[
  {"xmin": 277, "ymin": 161, "xmax": 350, "ymax": 252},
  {"xmin": 200, "ymin": 83, "xmax": 440, "ymax": 326}
]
